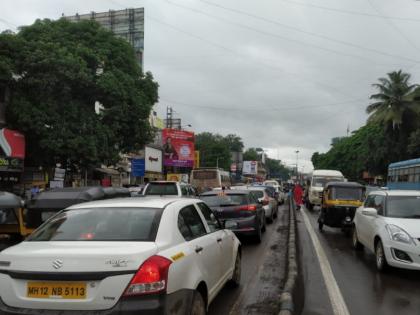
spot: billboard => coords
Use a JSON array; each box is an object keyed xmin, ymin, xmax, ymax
[
  {"xmin": 243, "ymin": 161, "xmax": 258, "ymax": 175},
  {"xmin": 145, "ymin": 146, "xmax": 162, "ymax": 173},
  {"xmin": 0, "ymin": 129, "xmax": 25, "ymax": 159},
  {"xmin": 162, "ymin": 129, "xmax": 195, "ymax": 167}
]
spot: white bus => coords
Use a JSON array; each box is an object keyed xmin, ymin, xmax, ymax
[
  {"xmin": 307, "ymin": 170, "xmax": 345, "ymax": 209},
  {"xmin": 190, "ymin": 168, "xmax": 231, "ymax": 193}
]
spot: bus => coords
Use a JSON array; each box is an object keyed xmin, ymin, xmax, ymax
[
  {"xmin": 387, "ymin": 158, "xmax": 420, "ymax": 190},
  {"xmin": 190, "ymin": 168, "xmax": 231, "ymax": 193}
]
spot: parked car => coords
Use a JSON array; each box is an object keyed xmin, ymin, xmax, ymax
[
  {"xmin": 200, "ymin": 190, "xmax": 266, "ymax": 242},
  {"xmin": 0, "ymin": 197, "xmax": 241, "ymax": 314},
  {"xmin": 248, "ymin": 186, "xmax": 279, "ymax": 223},
  {"xmin": 143, "ymin": 181, "xmax": 197, "ymax": 197},
  {"xmin": 352, "ymin": 190, "xmax": 420, "ymax": 272}
]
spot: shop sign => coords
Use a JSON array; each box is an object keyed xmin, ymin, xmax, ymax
[{"xmin": 0, "ymin": 157, "xmax": 24, "ymax": 172}]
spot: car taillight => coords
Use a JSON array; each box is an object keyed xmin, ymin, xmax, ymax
[
  {"xmin": 236, "ymin": 205, "xmax": 257, "ymax": 211},
  {"xmin": 124, "ymin": 255, "xmax": 172, "ymax": 296}
]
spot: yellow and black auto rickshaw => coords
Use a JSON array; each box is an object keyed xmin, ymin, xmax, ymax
[
  {"xmin": 0, "ymin": 192, "xmax": 31, "ymax": 244},
  {"xmin": 318, "ymin": 182, "xmax": 365, "ymax": 233}
]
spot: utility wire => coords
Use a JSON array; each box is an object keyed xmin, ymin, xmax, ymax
[
  {"xmin": 197, "ymin": 0, "xmax": 420, "ymax": 64},
  {"xmin": 277, "ymin": 0, "xmax": 420, "ymax": 23}
]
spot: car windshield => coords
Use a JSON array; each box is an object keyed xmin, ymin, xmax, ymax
[
  {"xmin": 144, "ymin": 183, "xmax": 178, "ymax": 195},
  {"xmin": 313, "ymin": 177, "xmax": 343, "ymax": 187},
  {"xmin": 386, "ymin": 196, "xmax": 420, "ymax": 218},
  {"xmin": 330, "ymin": 187, "xmax": 363, "ymax": 200},
  {"xmin": 26, "ymin": 207, "xmax": 163, "ymax": 241},
  {"xmin": 200, "ymin": 194, "xmax": 248, "ymax": 207}
]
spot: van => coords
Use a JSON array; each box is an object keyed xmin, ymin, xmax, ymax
[{"xmin": 307, "ymin": 169, "xmax": 344, "ymax": 210}]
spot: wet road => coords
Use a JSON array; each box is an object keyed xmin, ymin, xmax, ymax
[
  {"xmin": 299, "ymin": 206, "xmax": 420, "ymax": 315},
  {"xmin": 208, "ymin": 204, "xmax": 289, "ymax": 315}
]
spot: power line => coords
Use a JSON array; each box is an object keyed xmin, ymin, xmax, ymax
[
  {"xmin": 161, "ymin": 0, "xmax": 416, "ymax": 66},
  {"xmin": 0, "ymin": 17, "xmax": 18, "ymax": 29},
  {"xmin": 197, "ymin": 0, "xmax": 420, "ymax": 64},
  {"xmin": 277, "ymin": 0, "xmax": 420, "ymax": 23}
]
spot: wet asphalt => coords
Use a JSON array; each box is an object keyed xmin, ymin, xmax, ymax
[
  {"xmin": 299, "ymin": 206, "xmax": 420, "ymax": 315},
  {"xmin": 208, "ymin": 204, "xmax": 289, "ymax": 315}
]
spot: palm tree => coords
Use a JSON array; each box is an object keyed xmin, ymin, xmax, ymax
[{"xmin": 367, "ymin": 70, "xmax": 419, "ymax": 129}]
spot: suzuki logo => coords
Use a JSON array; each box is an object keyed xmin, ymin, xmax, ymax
[{"xmin": 52, "ymin": 259, "xmax": 63, "ymax": 270}]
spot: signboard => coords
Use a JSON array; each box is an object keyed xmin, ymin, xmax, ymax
[
  {"xmin": 145, "ymin": 147, "xmax": 162, "ymax": 173},
  {"xmin": 242, "ymin": 161, "xmax": 258, "ymax": 175},
  {"xmin": 54, "ymin": 168, "xmax": 66, "ymax": 181},
  {"xmin": 49, "ymin": 180, "xmax": 64, "ymax": 189},
  {"xmin": 162, "ymin": 129, "xmax": 195, "ymax": 167},
  {"xmin": 167, "ymin": 173, "xmax": 189, "ymax": 183},
  {"xmin": 131, "ymin": 159, "xmax": 145, "ymax": 177},
  {"xmin": 230, "ymin": 163, "xmax": 237, "ymax": 172},
  {"xmin": 0, "ymin": 157, "xmax": 24, "ymax": 172},
  {"xmin": 0, "ymin": 129, "xmax": 25, "ymax": 159}
]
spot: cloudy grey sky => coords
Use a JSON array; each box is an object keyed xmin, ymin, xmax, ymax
[{"xmin": 2, "ymin": 0, "xmax": 420, "ymax": 171}]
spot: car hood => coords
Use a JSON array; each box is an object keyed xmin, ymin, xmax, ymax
[{"xmin": 384, "ymin": 218, "xmax": 420, "ymax": 238}]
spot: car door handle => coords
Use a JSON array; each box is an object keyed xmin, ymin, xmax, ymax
[
  {"xmin": 217, "ymin": 238, "xmax": 222, "ymax": 243},
  {"xmin": 195, "ymin": 246, "xmax": 204, "ymax": 253}
]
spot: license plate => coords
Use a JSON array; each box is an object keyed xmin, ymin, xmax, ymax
[{"xmin": 27, "ymin": 282, "xmax": 86, "ymax": 299}]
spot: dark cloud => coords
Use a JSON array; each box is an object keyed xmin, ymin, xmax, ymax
[{"xmin": 2, "ymin": 0, "xmax": 420, "ymax": 171}]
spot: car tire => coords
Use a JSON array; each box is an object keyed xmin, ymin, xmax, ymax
[
  {"xmin": 262, "ymin": 217, "xmax": 266, "ymax": 233},
  {"xmin": 190, "ymin": 291, "xmax": 206, "ymax": 315},
  {"xmin": 318, "ymin": 221, "xmax": 323, "ymax": 232},
  {"xmin": 255, "ymin": 221, "xmax": 262, "ymax": 243},
  {"xmin": 352, "ymin": 227, "xmax": 364, "ymax": 251},
  {"xmin": 375, "ymin": 240, "xmax": 389, "ymax": 272},
  {"xmin": 228, "ymin": 253, "xmax": 241, "ymax": 288}
]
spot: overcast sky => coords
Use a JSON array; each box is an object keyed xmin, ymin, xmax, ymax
[{"xmin": 2, "ymin": 0, "xmax": 420, "ymax": 172}]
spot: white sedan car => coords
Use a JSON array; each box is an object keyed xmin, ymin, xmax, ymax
[
  {"xmin": 352, "ymin": 190, "xmax": 420, "ymax": 272},
  {"xmin": 0, "ymin": 197, "xmax": 241, "ymax": 314}
]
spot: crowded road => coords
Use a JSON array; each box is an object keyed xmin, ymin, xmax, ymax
[
  {"xmin": 209, "ymin": 203, "xmax": 289, "ymax": 315},
  {"xmin": 299, "ymin": 206, "xmax": 420, "ymax": 315}
]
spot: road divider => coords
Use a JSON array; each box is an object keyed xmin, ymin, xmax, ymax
[{"xmin": 279, "ymin": 198, "xmax": 304, "ymax": 315}]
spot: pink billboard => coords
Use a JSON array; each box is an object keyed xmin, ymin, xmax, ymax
[{"xmin": 162, "ymin": 129, "xmax": 195, "ymax": 167}]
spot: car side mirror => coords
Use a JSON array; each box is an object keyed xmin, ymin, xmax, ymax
[{"xmin": 362, "ymin": 207, "xmax": 378, "ymax": 217}]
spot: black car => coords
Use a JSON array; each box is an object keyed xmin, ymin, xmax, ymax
[{"xmin": 200, "ymin": 190, "xmax": 266, "ymax": 242}]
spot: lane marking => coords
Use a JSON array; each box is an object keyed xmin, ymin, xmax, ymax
[{"xmin": 300, "ymin": 208, "xmax": 350, "ymax": 315}]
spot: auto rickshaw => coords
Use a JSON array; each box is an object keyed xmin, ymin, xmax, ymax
[
  {"xmin": 0, "ymin": 192, "xmax": 29, "ymax": 243},
  {"xmin": 26, "ymin": 186, "xmax": 106, "ymax": 230},
  {"xmin": 318, "ymin": 182, "xmax": 365, "ymax": 234}
]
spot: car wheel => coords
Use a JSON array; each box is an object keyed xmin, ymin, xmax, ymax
[
  {"xmin": 318, "ymin": 221, "xmax": 323, "ymax": 232},
  {"xmin": 261, "ymin": 217, "xmax": 266, "ymax": 233},
  {"xmin": 352, "ymin": 227, "xmax": 364, "ymax": 251},
  {"xmin": 255, "ymin": 222, "xmax": 262, "ymax": 243},
  {"xmin": 228, "ymin": 253, "xmax": 241, "ymax": 288},
  {"xmin": 190, "ymin": 291, "xmax": 206, "ymax": 315},
  {"xmin": 375, "ymin": 240, "xmax": 389, "ymax": 272}
]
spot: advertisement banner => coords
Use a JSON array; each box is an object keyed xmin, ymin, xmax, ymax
[
  {"xmin": 131, "ymin": 159, "xmax": 145, "ymax": 177},
  {"xmin": 194, "ymin": 151, "xmax": 200, "ymax": 168},
  {"xmin": 145, "ymin": 147, "xmax": 162, "ymax": 173},
  {"xmin": 242, "ymin": 161, "xmax": 258, "ymax": 175},
  {"xmin": 162, "ymin": 129, "xmax": 195, "ymax": 167},
  {"xmin": 0, "ymin": 129, "xmax": 25, "ymax": 159},
  {"xmin": 167, "ymin": 173, "xmax": 189, "ymax": 183}
]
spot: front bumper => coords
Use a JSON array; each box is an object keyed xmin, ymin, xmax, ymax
[
  {"xmin": 0, "ymin": 289, "xmax": 194, "ymax": 315},
  {"xmin": 383, "ymin": 241, "xmax": 420, "ymax": 271}
]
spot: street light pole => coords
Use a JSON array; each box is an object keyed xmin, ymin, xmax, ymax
[{"xmin": 295, "ymin": 150, "xmax": 300, "ymax": 181}]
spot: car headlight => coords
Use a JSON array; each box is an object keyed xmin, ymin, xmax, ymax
[{"xmin": 386, "ymin": 224, "xmax": 415, "ymax": 245}]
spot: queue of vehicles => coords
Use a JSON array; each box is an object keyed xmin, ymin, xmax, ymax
[
  {"xmin": 306, "ymin": 161, "xmax": 420, "ymax": 273},
  {"xmin": 0, "ymin": 168, "xmax": 286, "ymax": 314}
]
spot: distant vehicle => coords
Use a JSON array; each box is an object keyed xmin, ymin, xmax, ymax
[
  {"xmin": 0, "ymin": 192, "xmax": 27, "ymax": 242},
  {"xmin": 248, "ymin": 186, "xmax": 279, "ymax": 223},
  {"xmin": 387, "ymin": 158, "xmax": 420, "ymax": 190},
  {"xmin": 143, "ymin": 181, "xmax": 197, "ymax": 197},
  {"xmin": 307, "ymin": 170, "xmax": 345, "ymax": 210},
  {"xmin": 191, "ymin": 168, "xmax": 231, "ymax": 193},
  {"xmin": 353, "ymin": 190, "xmax": 420, "ymax": 272},
  {"xmin": 200, "ymin": 190, "xmax": 266, "ymax": 242},
  {"xmin": 263, "ymin": 180, "xmax": 286, "ymax": 204},
  {"xmin": 0, "ymin": 198, "xmax": 241, "ymax": 314}
]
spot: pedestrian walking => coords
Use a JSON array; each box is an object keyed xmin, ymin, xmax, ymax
[{"xmin": 293, "ymin": 182, "xmax": 303, "ymax": 210}]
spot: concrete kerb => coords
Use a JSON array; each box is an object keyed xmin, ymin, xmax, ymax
[{"xmin": 278, "ymin": 198, "xmax": 304, "ymax": 315}]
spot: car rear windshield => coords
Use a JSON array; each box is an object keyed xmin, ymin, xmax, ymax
[
  {"xmin": 251, "ymin": 191, "xmax": 264, "ymax": 199},
  {"xmin": 200, "ymin": 194, "xmax": 248, "ymax": 207},
  {"xmin": 144, "ymin": 183, "xmax": 178, "ymax": 195},
  {"xmin": 331, "ymin": 187, "xmax": 363, "ymax": 200},
  {"xmin": 26, "ymin": 207, "xmax": 163, "ymax": 242},
  {"xmin": 387, "ymin": 196, "xmax": 420, "ymax": 218}
]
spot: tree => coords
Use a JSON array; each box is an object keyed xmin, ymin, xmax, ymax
[
  {"xmin": 223, "ymin": 134, "xmax": 244, "ymax": 152},
  {"xmin": 195, "ymin": 132, "xmax": 238, "ymax": 170},
  {"xmin": 265, "ymin": 157, "xmax": 289, "ymax": 180},
  {"xmin": 2, "ymin": 19, "xmax": 158, "ymax": 170},
  {"xmin": 243, "ymin": 148, "xmax": 259, "ymax": 161},
  {"xmin": 367, "ymin": 70, "xmax": 418, "ymax": 129}
]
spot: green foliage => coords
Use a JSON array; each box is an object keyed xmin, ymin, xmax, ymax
[
  {"xmin": 195, "ymin": 132, "xmax": 243, "ymax": 170},
  {"xmin": 265, "ymin": 158, "xmax": 289, "ymax": 180},
  {"xmin": 243, "ymin": 148, "xmax": 259, "ymax": 161},
  {"xmin": 2, "ymin": 19, "xmax": 158, "ymax": 169}
]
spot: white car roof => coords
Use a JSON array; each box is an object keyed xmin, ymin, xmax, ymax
[
  {"xmin": 368, "ymin": 190, "xmax": 420, "ymax": 197},
  {"xmin": 66, "ymin": 196, "xmax": 197, "ymax": 210},
  {"xmin": 312, "ymin": 170, "xmax": 344, "ymax": 177}
]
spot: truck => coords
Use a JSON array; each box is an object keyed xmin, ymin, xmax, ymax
[{"xmin": 306, "ymin": 169, "xmax": 345, "ymax": 210}]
